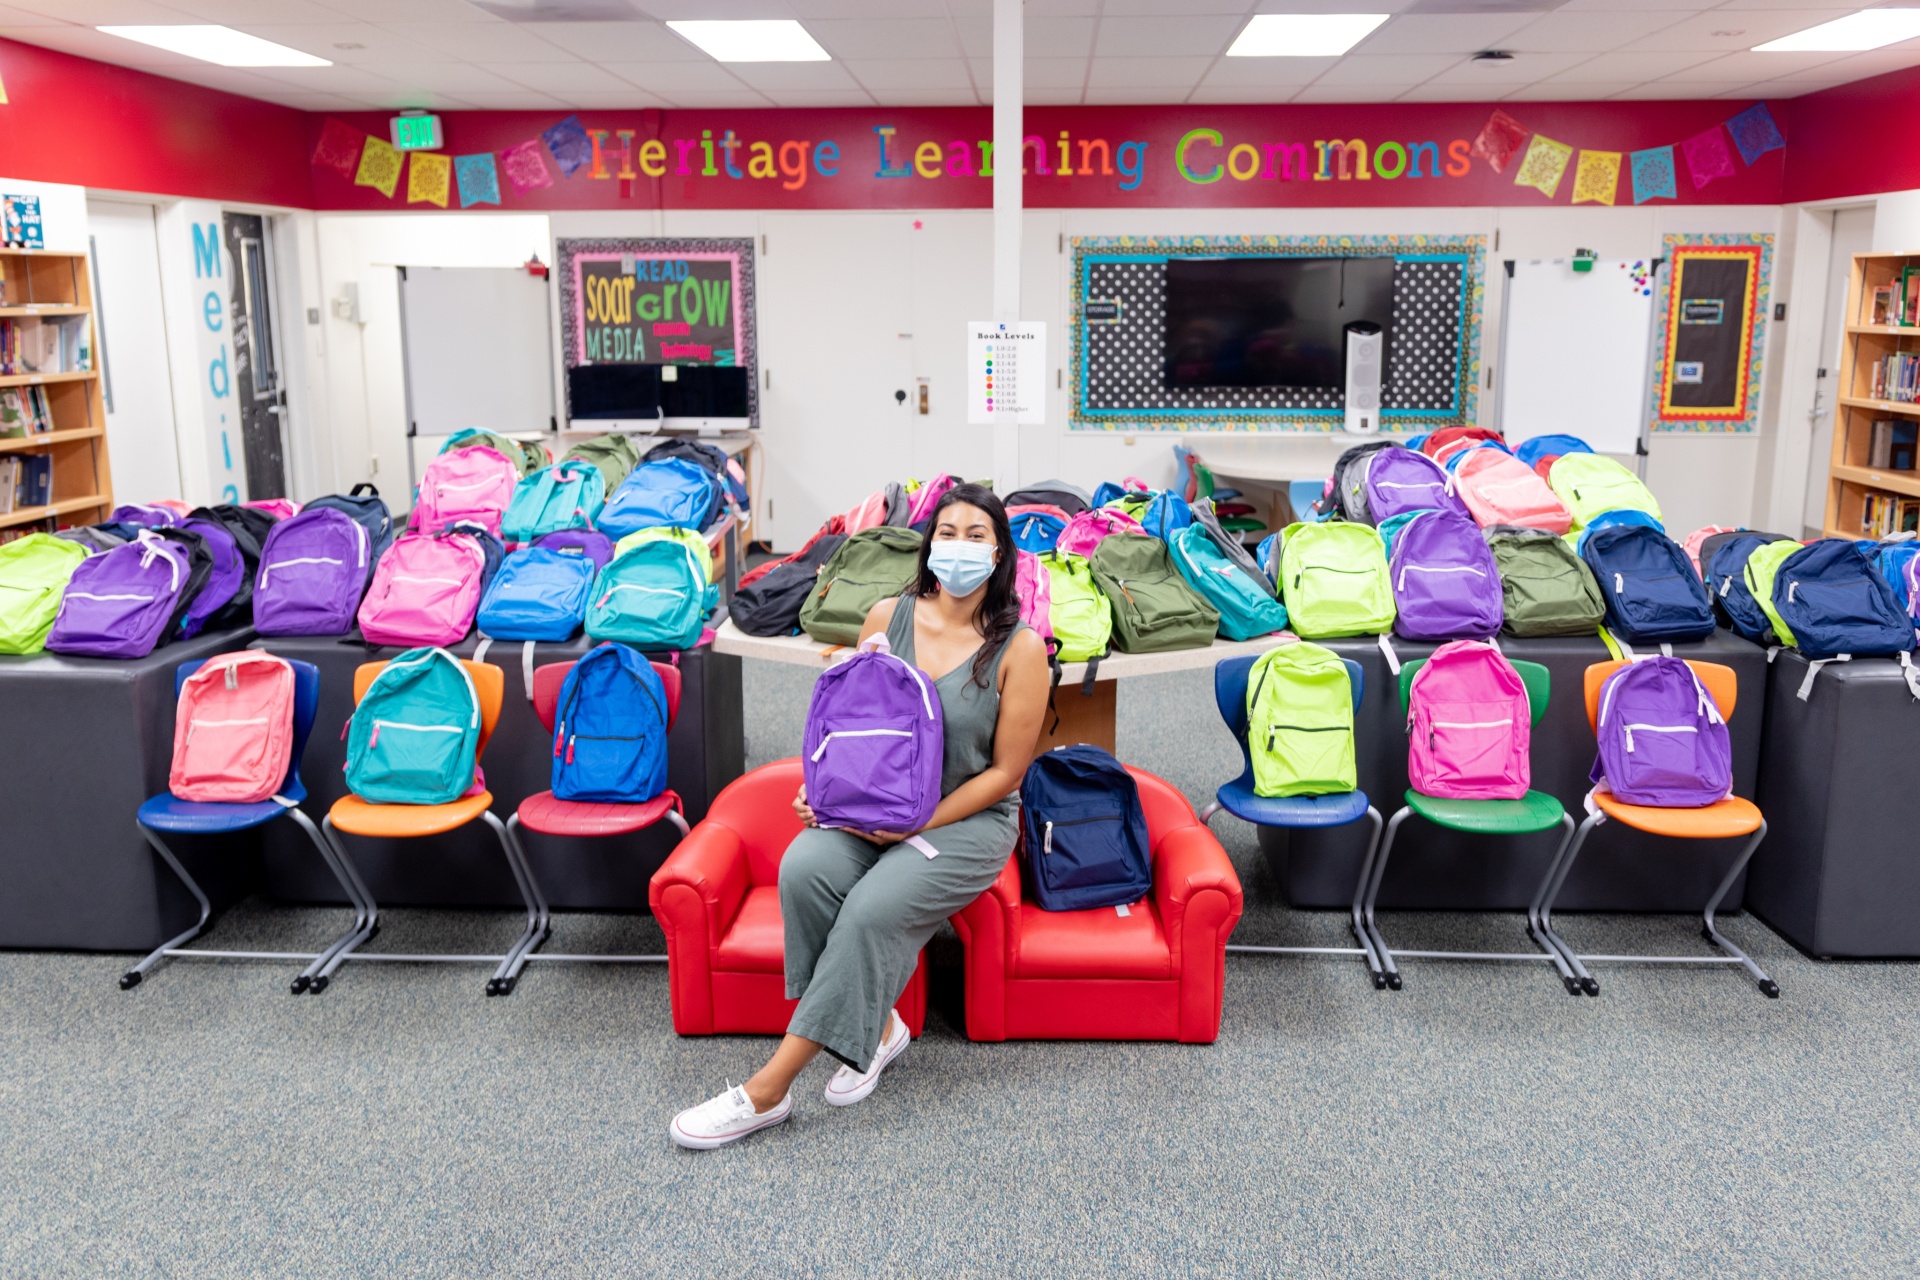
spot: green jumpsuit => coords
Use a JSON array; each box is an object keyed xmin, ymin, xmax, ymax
[{"xmin": 780, "ymin": 594, "xmax": 1027, "ymax": 1072}]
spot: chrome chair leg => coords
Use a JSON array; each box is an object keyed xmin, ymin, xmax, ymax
[
  {"xmin": 121, "ymin": 825, "xmax": 212, "ymax": 989},
  {"xmin": 312, "ymin": 817, "xmax": 380, "ymax": 990},
  {"xmin": 1523, "ymin": 814, "xmax": 1584, "ymax": 994},
  {"xmin": 1348, "ymin": 806, "xmax": 1386, "ymax": 986},
  {"xmin": 487, "ymin": 811, "xmax": 551, "ymax": 996},
  {"xmin": 1361, "ymin": 807, "xmax": 1413, "ymax": 989},
  {"xmin": 286, "ymin": 807, "xmax": 371, "ymax": 994}
]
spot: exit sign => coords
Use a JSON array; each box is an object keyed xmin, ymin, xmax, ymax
[{"xmin": 390, "ymin": 113, "xmax": 443, "ymax": 151}]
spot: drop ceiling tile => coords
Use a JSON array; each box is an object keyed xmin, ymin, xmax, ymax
[
  {"xmin": 987, "ymin": 56, "xmax": 1090, "ymax": 89},
  {"xmin": 253, "ymin": 62, "xmax": 430, "ymax": 91},
  {"xmin": 651, "ymin": 89, "xmax": 776, "ymax": 106},
  {"xmin": 1352, "ymin": 14, "xmax": 1536, "ymax": 56},
  {"xmin": 265, "ymin": 91, "xmax": 378, "ymax": 108},
  {"xmin": 1253, "ymin": 0, "xmax": 1423, "ymax": 11},
  {"xmin": 1554, "ymin": 50, "xmax": 1722, "ymax": 80},
  {"xmin": 0, "ymin": 4, "xmax": 67, "ymax": 22},
  {"xmin": 1717, "ymin": 0, "xmax": 1876, "ymax": 9},
  {"xmin": 1658, "ymin": 50, "xmax": 1844, "ymax": 82},
  {"xmin": 640, "ymin": 0, "xmax": 800, "ymax": 17},
  {"xmin": 1108, "ymin": 0, "xmax": 1250, "ymax": 13},
  {"xmin": 602, "ymin": 61, "xmax": 746, "ymax": 91},
  {"xmin": 1185, "ymin": 86, "xmax": 1305, "ymax": 103},
  {"xmin": 1290, "ymin": 82, "xmax": 1417, "ymax": 103},
  {"xmin": 1501, "ymin": 9, "xmax": 1690, "ymax": 52},
  {"xmin": 1771, "ymin": 47, "xmax": 1920, "ymax": 80},
  {"xmin": 1619, "ymin": 10, "xmax": 1838, "ymax": 52},
  {"xmin": 950, "ymin": 17, "xmax": 989, "ymax": 57},
  {"xmin": 789, "ymin": 0, "xmax": 955, "ymax": 15},
  {"xmin": 312, "ymin": 0, "xmax": 499, "ymax": 19},
  {"xmin": 166, "ymin": 0, "xmax": 343, "ymax": 20},
  {"xmin": 719, "ymin": 60, "xmax": 863, "ymax": 91},
  {"xmin": 1018, "ymin": 88, "xmax": 1085, "ymax": 104},
  {"xmin": 526, "ymin": 20, "xmax": 707, "ymax": 60},
  {"xmin": 1395, "ymin": 82, "xmax": 1528, "ymax": 101},
  {"xmin": 1500, "ymin": 81, "xmax": 1645, "ymax": 100},
  {"xmin": 1312, "ymin": 53, "xmax": 1457, "ymax": 86},
  {"xmin": 540, "ymin": 89, "xmax": 670, "ymax": 107},
  {"xmin": 1093, "ymin": 15, "xmax": 1244, "ymax": 57},
  {"xmin": 842, "ymin": 57, "xmax": 976, "ymax": 90},
  {"xmin": 1026, "ymin": 16, "xmax": 1098, "ymax": 58},
  {"xmin": 379, "ymin": 20, "xmax": 576, "ymax": 60},
  {"xmin": 867, "ymin": 87, "xmax": 980, "ymax": 105},
  {"xmin": 438, "ymin": 89, "xmax": 570, "ymax": 107},
  {"xmin": 1086, "ymin": 54, "xmax": 1216, "ymax": 87},
  {"xmin": 373, "ymin": 61, "xmax": 527, "ymax": 91},
  {"xmin": 362, "ymin": 89, "xmax": 480, "ymax": 109},
  {"xmin": 0, "ymin": 0, "xmax": 184, "ymax": 20},
  {"xmin": 1423, "ymin": 52, "xmax": 1591, "ymax": 84},
  {"xmin": 1083, "ymin": 87, "xmax": 1204, "ymax": 104},
  {"xmin": 233, "ymin": 24, "xmax": 453, "ymax": 62},
  {"xmin": 1021, "ymin": 0, "xmax": 1097, "ymax": 15},
  {"xmin": 1199, "ymin": 56, "xmax": 1340, "ymax": 87},
  {"xmin": 801, "ymin": 18, "xmax": 965, "ymax": 59},
  {"xmin": 756, "ymin": 90, "xmax": 879, "ymax": 106},
  {"xmin": 1603, "ymin": 82, "xmax": 1724, "ymax": 98},
  {"xmin": 1551, "ymin": 0, "xmax": 1715, "ymax": 8},
  {"xmin": 482, "ymin": 60, "xmax": 630, "ymax": 91}
]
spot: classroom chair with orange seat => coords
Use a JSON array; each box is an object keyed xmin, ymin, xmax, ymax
[
  {"xmin": 314, "ymin": 658, "xmax": 549, "ymax": 996},
  {"xmin": 1531, "ymin": 659, "xmax": 1777, "ymax": 999},
  {"xmin": 648, "ymin": 759, "xmax": 929, "ymax": 1037}
]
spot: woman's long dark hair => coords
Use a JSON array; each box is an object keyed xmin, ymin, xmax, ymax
[{"xmin": 913, "ymin": 482, "xmax": 1021, "ymax": 688}]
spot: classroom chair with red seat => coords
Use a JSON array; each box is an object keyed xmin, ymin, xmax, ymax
[
  {"xmin": 950, "ymin": 766, "xmax": 1243, "ymax": 1043},
  {"xmin": 648, "ymin": 759, "xmax": 929, "ymax": 1037},
  {"xmin": 1531, "ymin": 659, "xmax": 1777, "ymax": 999}
]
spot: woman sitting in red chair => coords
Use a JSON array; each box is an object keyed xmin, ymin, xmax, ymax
[{"xmin": 672, "ymin": 484, "xmax": 1049, "ymax": 1150}]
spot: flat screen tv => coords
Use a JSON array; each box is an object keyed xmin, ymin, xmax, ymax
[{"xmin": 1163, "ymin": 256, "xmax": 1396, "ymax": 390}]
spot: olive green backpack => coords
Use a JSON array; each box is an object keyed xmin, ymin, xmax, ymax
[
  {"xmin": 0, "ymin": 533, "xmax": 88, "ymax": 654},
  {"xmin": 799, "ymin": 526, "xmax": 924, "ymax": 645},
  {"xmin": 1485, "ymin": 526, "xmax": 1606, "ymax": 637},
  {"xmin": 441, "ymin": 428, "xmax": 547, "ymax": 477},
  {"xmin": 1088, "ymin": 532, "xmax": 1220, "ymax": 653},
  {"xmin": 563, "ymin": 433, "xmax": 641, "ymax": 494}
]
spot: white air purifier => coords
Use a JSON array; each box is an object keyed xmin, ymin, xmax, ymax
[{"xmin": 1343, "ymin": 321, "xmax": 1383, "ymax": 435}]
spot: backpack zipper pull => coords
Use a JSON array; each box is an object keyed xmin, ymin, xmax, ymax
[
  {"xmin": 226, "ymin": 665, "xmax": 238, "ymax": 691},
  {"xmin": 554, "ymin": 723, "xmax": 565, "ymax": 758},
  {"xmin": 370, "ymin": 723, "xmax": 381, "ymax": 749},
  {"xmin": 1043, "ymin": 821, "xmax": 1053, "ymax": 855},
  {"xmin": 565, "ymin": 736, "xmax": 575, "ymax": 765},
  {"xmin": 1614, "ymin": 572, "xmax": 1624, "ymax": 593}
]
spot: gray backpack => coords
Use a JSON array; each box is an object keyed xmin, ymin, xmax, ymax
[{"xmin": 1191, "ymin": 498, "xmax": 1272, "ymax": 592}]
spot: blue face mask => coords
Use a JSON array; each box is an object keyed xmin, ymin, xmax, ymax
[{"xmin": 927, "ymin": 540, "xmax": 996, "ymax": 597}]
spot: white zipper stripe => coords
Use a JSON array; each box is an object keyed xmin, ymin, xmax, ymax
[
  {"xmin": 809, "ymin": 727, "xmax": 913, "ymax": 761},
  {"xmin": 1433, "ymin": 719, "xmax": 1513, "ymax": 730},
  {"xmin": 1398, "ymin": 564, "xmax": 1486, "ymax": 591}
]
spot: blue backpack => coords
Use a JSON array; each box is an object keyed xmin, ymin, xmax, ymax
[
  {"xmin": 1581, "ymin": 524, "xmax": 1715, "ymax": 645},
  {"xmin": 1168, "ymin": 524, "xmax": 1287, "ymax": 641},
  {"xmin": 502, "ymin": 459, "xmax": 605, "ymax": 544},
  {"xmin": 585, "ymin": 535, "xmax": 717, "ymax": 650},
  {"xmin": 598, "ymin": 458, "xmax": 722, "ymax": 539},
  {"xmin": 1771, "ymin": 539, "xmax": 1916, "ymax": 660},
  {"xmin": 1009, "ymin": 507, "xmax": 1068, "ymax": 555},
  {"xmin": 1256, "ymin": 532, "xmax": 1280, "ymax": 583},
  {"xmin": 1706, "ymin": 534, "xmax": 1798, "ymax": 645},
  {"xmin": 1513, "ymin": 434, "xmax": 1592, "ymax": 469},
  {"xmin": 1574, "ymin": 508, "xmax": 1665, "ymax": 556},
  {"xmin": 344, "ymin": 647, "xmax": 481, "ymax": 805},
  {"xmin": 1019, "ymin": 745, "xmax": 1153, "ymax": 912},
  {"xmin": 476, "ymin": 544, "xmax": 598, "ymax": 642},
  {"xmin": 1870, "ymin": 537, "xmax": 1920, "ymax": 613},
  {"xmin": 551, "ymin": 642, "xmax": 670, "ymax": 803},
  {"xmin": 1138, "ymin": 491, "xmax": 1193, "ymax": 541}
]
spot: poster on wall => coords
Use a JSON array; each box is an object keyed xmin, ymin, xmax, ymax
[
  {"xmin": 556, "ymin": 237, "xmax": 757, "ymax": 427},
  {"xmin": 1651, "ymin": 235, "xmax": 1771, "ymax": 433}
]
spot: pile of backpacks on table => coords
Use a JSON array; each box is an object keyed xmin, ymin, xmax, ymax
[{"xmin": 0, "ymin": 428, "xmax": 747, "ymax": 660}]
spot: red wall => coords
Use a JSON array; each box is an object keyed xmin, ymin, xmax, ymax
[
  {"xmin": 1781, "ymin": 65, "xmax": 1920, "ymax": 204},
  {"xmin": 0, "ymin": 39, "xmax": 311, "ymax": 207}
]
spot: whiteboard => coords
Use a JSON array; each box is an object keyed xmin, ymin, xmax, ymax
[
  {"xmin": 397, "ymin": 266, "xmax": 555, "ymax": 437},
  {"xmin": 1497, "ymin": 258, "xmax": 1657, "ymax": 457}
]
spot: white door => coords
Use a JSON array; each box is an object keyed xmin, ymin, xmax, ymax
[
  {"xmin": 905, "ymin": 212, "xmax": 994, "ymax": 484},
  {"xmin": 87, "ymin": 199, "xmax": 183, "ymax": 503},
  {"xmin": 1804, "ymin": 206, "xmax": 1876, "ymax": 535}
]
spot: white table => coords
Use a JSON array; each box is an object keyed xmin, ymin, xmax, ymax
[{"xmin": 712, "ymin": 619, "xmax": 1288, "ymax": 752}]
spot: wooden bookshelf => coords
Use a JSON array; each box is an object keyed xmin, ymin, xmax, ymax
[{"xmin": 0, "ymin": 249, "xmax": 112, "ymax": 537}]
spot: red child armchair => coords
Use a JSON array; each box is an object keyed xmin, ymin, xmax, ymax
[
  {"xmin": 951, "ymin": 766, "xmax": 1244, "ymax": 1043},
  {"xmin": 649, "ymin": 759, "xmax": 928, "ymax": 1038}
]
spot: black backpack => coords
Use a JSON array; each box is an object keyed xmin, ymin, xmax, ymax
[
  {"xmin": 1320, "ymin": 440, "xmax": 1396, "ymax": 522},
  {"xmin": 189, "ymin": 503, "xmax": 279, "ymax": 622},
  {"xmin": 729, "ymin": 533, "xmax": 847, "ymax": 636},
  {"xmin": 146, "ymin": 526, "xmax": 216, "ymax": 644},
  {"xmin": 305, "ymin": 484, "xmax": 394, "ymax": 578}
]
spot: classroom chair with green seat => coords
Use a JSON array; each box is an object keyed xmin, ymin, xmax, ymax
[
  {"xmin": 1199, "ymin": 652, "xmax": 1389, "ymax": 987},
  {"xmin": 1530, "ymin": 660, "xmax": 1776, "ymax": 999},
  {"xmin": 1358, "ymin": 655, "xmax": 1583, "ymax": 992},
  {"xmin": 315, "ymin": 658, "xmax": 550, "ymax": 996}
]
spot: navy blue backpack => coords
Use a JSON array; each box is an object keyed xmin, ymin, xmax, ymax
[
  {"xmin": 1019, "ymin": 745, "xmax": 1152, "ymax": 912},
  {"xmin": 1581, "ymin": 524, "xmax": 1715, "ymax": 645},
  {"xmin": 1705, "ymin": 533, "xmax": 1798, "ymax": 645},
  {"xmin": 305, "ymin": 484, "xmax": 394, "ymax": 578},
  {"xmin": 1771, "ymin": 539, "xmax": 1916, "ymax": 660},
  {"xmin": 550, "ymin": 642, "xmax": 670, "ymax": 803}
]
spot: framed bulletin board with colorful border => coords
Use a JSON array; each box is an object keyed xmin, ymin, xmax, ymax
[
  {"xmin": 556, "ymin": 236, "xmax": 758, "ymax": 426},
  {"xmin": 1650, "ymin": 233, "xmax": 1772, "ymax": 433},
  {"xmin": 1069, "ymin": 233, "xmax": 1485, "ymax": 433}
]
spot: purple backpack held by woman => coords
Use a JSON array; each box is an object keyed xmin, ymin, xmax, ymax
[
  {"xmin": 1389, "ymin": 510, "xmax": 1503, "ymax": 642},
  {"xmin": 46, "ymin": 530, "xmax": 195, "ymax": 658},
  {"xmin": 802, "ymin": 631, "xmax": 944, "ymax": 833},
  {"xmin": 1589, "ymin": 657, "xmax": 1732, "ymax": 807}
]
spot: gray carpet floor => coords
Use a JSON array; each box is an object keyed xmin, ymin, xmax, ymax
[{"xmin": 3, "ymin": 662, "xmax": 1916, "ymax": 1278}]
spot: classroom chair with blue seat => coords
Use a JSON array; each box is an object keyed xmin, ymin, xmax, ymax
[
  {"xmin": 1358, "ymin": 657, "xmax": 1583, "ymax": 993},
  {"xmin": 121, "ymin": 657, "xmax": 368, "ymax": 994},
  {"xmin": 1199, "ymin": 653, "xmax": 1389, "ymax": 987}
]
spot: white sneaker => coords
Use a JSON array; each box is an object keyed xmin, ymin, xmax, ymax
[
  {"xmin": 824, "ymin": 1009, "xmax": 910, "ymax": 1107},
  {"xmin": 670, "ymin": 1083, "xmax": 792, "ymax": 1150}
]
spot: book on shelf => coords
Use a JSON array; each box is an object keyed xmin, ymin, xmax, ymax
[
  {"xmin": 0, "ymin": 384, "xmax": 53, "ymax": 437},
  {"xmin": 1903, "ymin": 266, "xmax": 1920, "ymax": 326},
  {"xmin": 1871, "ymin": 284, "xmax": 1898, "ymax": 325},
  {"xmin": 1860, "ymin": 492, "xmax": 1920, "ymax": 538},
  {"xmin": 0, "ymin": 315, "xmax": 91, "ymax": 376},
  {"xmin": 1871, "ymin": 419, "xmax": 1920, "ymax": 469},
  {"xmin": 0, "ymin": 452, "xmax": 51, "ymax": 513}
]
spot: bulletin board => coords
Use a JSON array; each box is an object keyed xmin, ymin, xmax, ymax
[
  {"xmin": 1069, "ymin": 234, "xmax": 1486, "ymax": 433},
  {"xmin": 556, "ymin": 237, "xmax": 758, "ymax": 426},
  {"xmin": 1651, "ymin": 234, "xmax": 1772, "ymax": 433}
]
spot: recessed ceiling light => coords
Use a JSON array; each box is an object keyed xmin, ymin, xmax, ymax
[
  {"xmin": 666, "ymin": 19, "xmax": 830, "ymax": 62},
  {"xmin": 1754, "ymin": 9, "xmax": 1920, "ymax": 52},
  {"xmin": 97, "ymin": 25, "xmax": 331, "ymax": 67},
  {"xmin": 1227, "ymin": 13, "xmax": 1390, "ymax": 57}
]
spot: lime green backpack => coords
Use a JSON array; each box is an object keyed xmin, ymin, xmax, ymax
[
  {"xmin": 1547, "ymin": 454, "xmax": 1662, "ymax": 530},
  {"xmin": 0, "ymin": 533, "xmax": 88, "ymax": 654},
  {"xmin": 1041, "ymin": 551, "xmax": 1112, "ymax": 663},
  {"xmin": 1276, "ymin": 522, "xmax": 1395, "ymax": 638},
  {"xmin": 1246, "ymin": 641, "xmax": 1357, "ymax": 798},
  {"xmin": 799, "ymin": 526, "xmax": 923, "ymax": 645},
  {"xmin": 615, "ymin": 526, "xmax": 712, "ymax": 586},
  {"xmin": 1743, "ymin": 538, "xmax": 1801, "ymax": 648}
]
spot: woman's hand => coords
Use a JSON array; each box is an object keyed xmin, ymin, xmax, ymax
[
  {"xmin": 793, "ymin": 784, "xmax": 817, "ymax": 828},
  {"xmin": 849, "ymin": 828, "xmax": 915, "ymax": 846}
]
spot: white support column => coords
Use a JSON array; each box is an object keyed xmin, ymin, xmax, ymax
[{"xmin": 992, "ymin": 0, "xmax": 1022, "ymax": 493}]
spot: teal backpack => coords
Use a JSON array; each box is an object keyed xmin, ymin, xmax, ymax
[
  {"xmin": 502, "ymin": 459, "xmax": 605, "ymax": 543},
  {"xmin": 1276, "ymin": 522, "xmax": 1395, "ymax": 639},
  {"xmin": 1246, "ymin": 641, "xmax": 1357, "ymax": 798},
  {"xmin": 1169, "ymin": 524, "xmax": 1287, "ymax": 642},
  {"xmin": 344, "ymin": 647, "xmax": 481, "ymax": 805},
  {"xmin": 586, "ymin": 535, "xmax": 718, "ymax": 650}
]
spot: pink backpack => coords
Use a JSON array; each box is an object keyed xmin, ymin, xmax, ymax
[
  {"xmin": 1013, "ymin": 549, "xmax": 1054, "ymax": 644},
  {"xmin": 843, "ymin": 481, "xmax": 908, "ymax": 533},
  {"xmin": 169, "ymin": 649, "xmax": 296, "ymax": 803},
  {"xmin": 1682, "ymin": 525, "xmax": 1738, "ymax": 578},
  {"xmin": 357, "ymin": 530, "xmax": 489, "ymax": 647},
  {"xmin": 1055, "ymin": 507, "xmax": 1141, "ymax": 558},
  {"xmin": 907, "ymin": 473, "xmax": 956, "ymax": 525},
  {"xmin": 1406, "ymin": 639, "xmax": 1531, "ymax": 800},
  {"xmin": 244, "ymin": 498, "xmax": 301, "ymax": 521},
  {"xmin": 1453, "ymin": 448, "xmax": 1571, "ymax": 534},
  {"xmin": 410, "ymin": 446, "xmax": 517, "ymax": 536}
]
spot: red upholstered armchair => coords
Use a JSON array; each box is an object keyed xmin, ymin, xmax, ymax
[
  {"xmin": 648, "ymin": 760, "xmax": 928, "ymax": 1038},
  {"xmin": 951, "ymin": 766, "xmax": 1243, "ymax": 1043}
]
